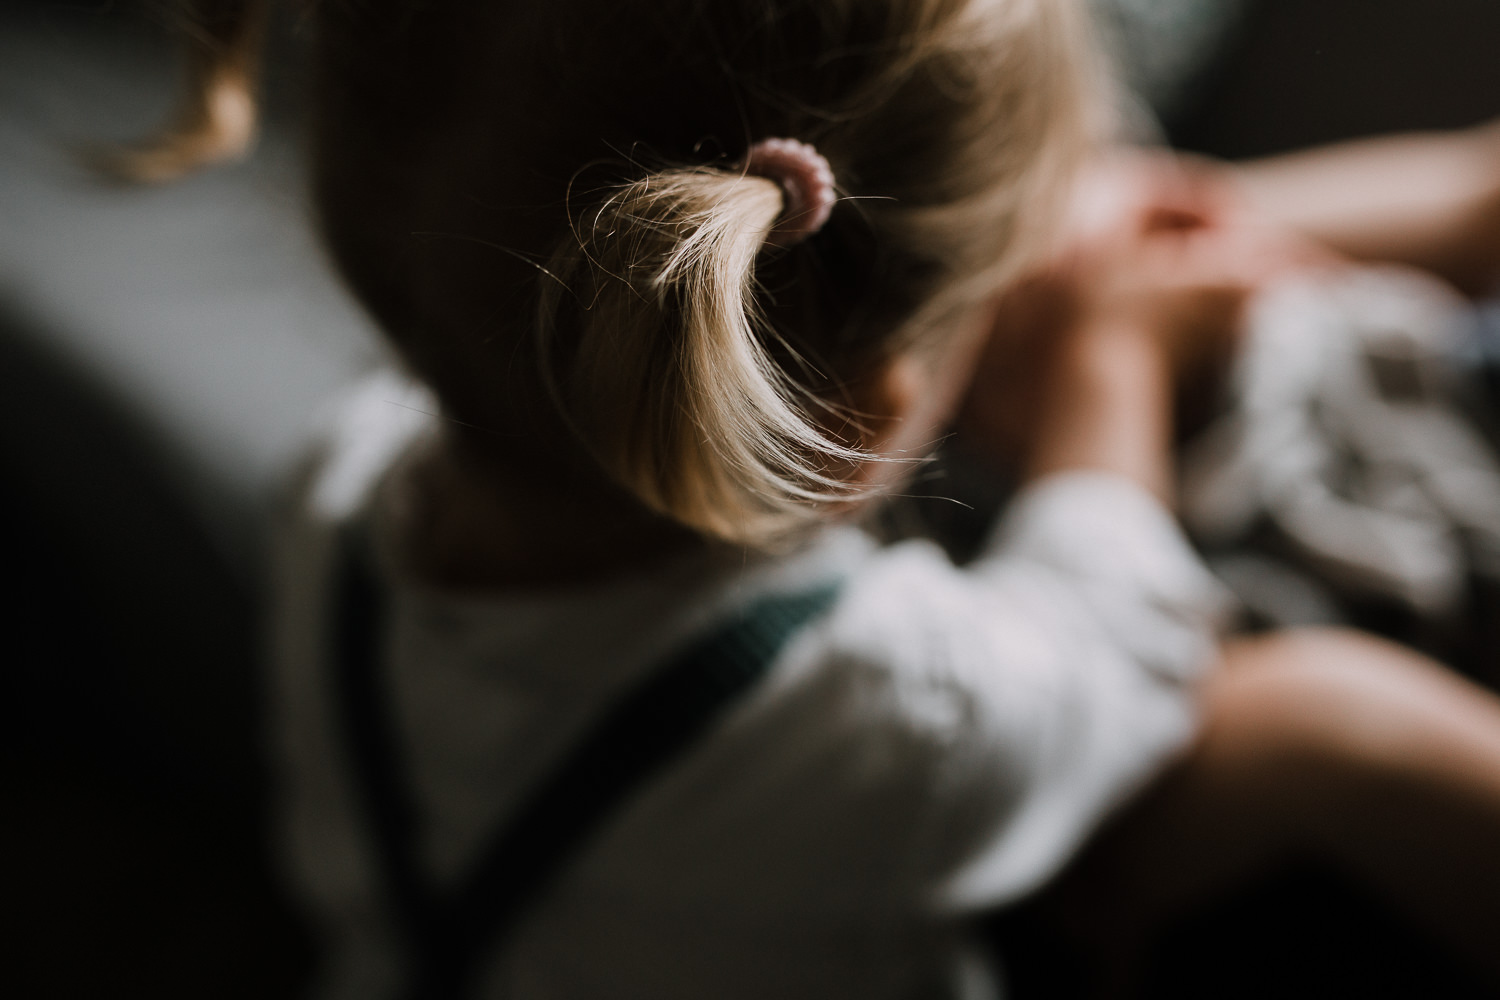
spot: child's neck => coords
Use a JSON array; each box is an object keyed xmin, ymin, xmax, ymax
[{"xmin": 385, "ymin": 433, "xmax": 705, "ymax": 591}]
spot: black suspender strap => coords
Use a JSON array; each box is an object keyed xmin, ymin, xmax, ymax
[{"xmin": 332, "ymin": 528, "xmax": 842, "ymax": 1000}]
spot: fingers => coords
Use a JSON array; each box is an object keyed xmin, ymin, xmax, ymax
[
  {"xmin": 958, "ymin": 147, "xmax": 1342, "ymax": 467},
  {"xmin": 1064, "ymin": 147, "xmax": 1240, "ymax": 248}
]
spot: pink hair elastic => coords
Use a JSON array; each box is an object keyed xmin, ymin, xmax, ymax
[{"xmin": 743, "ymin": 138, "xmax": 836, "ymax": 248}]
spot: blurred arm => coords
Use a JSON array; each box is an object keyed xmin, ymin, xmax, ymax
[
  {"xmin": 1024, "ymin": 322, "xmax": 1175, "ymax": 504},
  {"xmin": 1235, "ymin": 122, "xmax": 1500, "ymax": 295}
]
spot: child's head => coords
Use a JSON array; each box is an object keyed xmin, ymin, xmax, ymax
[{"xmin": 173, "ymin": 0, "xmax": 1104, "ymax": 546}]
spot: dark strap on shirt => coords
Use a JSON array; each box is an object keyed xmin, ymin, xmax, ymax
[{"xmin": 333, "ymin": 528, "xmax": 841, "ymax": 1000}]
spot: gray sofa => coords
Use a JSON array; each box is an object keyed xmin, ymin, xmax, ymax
[{"xmin": 1, "ymin": 3, "xmax": 375, "ymax": 991}]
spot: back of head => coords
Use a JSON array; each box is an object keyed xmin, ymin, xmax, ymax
[{"xmin": 303, "ymin": 0, "xmax": 1102, "ymax": 546}]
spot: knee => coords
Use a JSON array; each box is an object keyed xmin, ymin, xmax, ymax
[
  {"xmin": 1215, "ymin": 628, "xmax": 1444, "ymax": 743},
  {"xmin": 1203, "ymin": 627, "xmax": 1500, "ymax": 815}
]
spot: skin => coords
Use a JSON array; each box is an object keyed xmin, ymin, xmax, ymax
[
  {"xmin": 393, "ymin": 121, "xmax": 1500, "ymax": 593},
  {"xmin": 389, "ymin": 136, "xmax": 1500, "ymax": 993},
  {"xmin": 1236, "ymin": 119, "xmax": 1500, "ymax": 297},
  {"xmin": 947, "ymin": 148, "xmax": 1500, "ymax": 994},
  {"xmin": 385, "ymin": 434, "xmax": 700, "ymax": 589},
  {"xmin": 134, "ymin": 2, "xmax": 1500, "ymax": 984}
]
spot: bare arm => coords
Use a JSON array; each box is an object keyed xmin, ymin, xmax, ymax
[
  {"xmin": 1024, "ymin": 321, "xmax": 1175, "ymax": 503},
  {"xmin": 965, "ymin": 150, "xmax": 1305, "ymax": 500},
  {"xmin": 1235, "ymin": 122, "xmax": 1500, "ymax": 295}
]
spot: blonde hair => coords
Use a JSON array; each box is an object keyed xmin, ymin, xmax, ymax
[
  {"xmin": 150, "ymin": 0, "xmax": 1104, "ymax": 548},
  {"xmin": 538, "ymin": 167, "xmax": 865, "ymax": 544}
]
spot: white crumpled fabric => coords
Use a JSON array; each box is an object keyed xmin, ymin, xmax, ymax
[{"xmin": 1181, "ymin": 266, "xmax": 1500, "ymax": 621}]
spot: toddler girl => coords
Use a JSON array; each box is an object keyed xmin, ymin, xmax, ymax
[{"xmin": 138, "ymin": 0, "xmax": 1500, "ymax": 996}]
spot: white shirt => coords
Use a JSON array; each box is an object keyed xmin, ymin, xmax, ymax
[{"xmin": 270, "ymin": 372, "xmax": 1232, "ymax": 1000}]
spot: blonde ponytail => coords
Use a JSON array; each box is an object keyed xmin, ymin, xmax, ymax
[
  {"xmin": 134, "ymin": 0, "xmax": 1104, "ymax": 553},
  {"xmin": 540, "ymin": 167, "xmax": 871, "ymax": 547}
]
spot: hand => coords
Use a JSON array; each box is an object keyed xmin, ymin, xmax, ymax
[
  {"xmin": 1052, "ymin": 149, "xmax": 1328, "ymax": 372},
  {"xmin": 959, "ymin": 150, "xmax": 1332, "ymax": 467}
]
